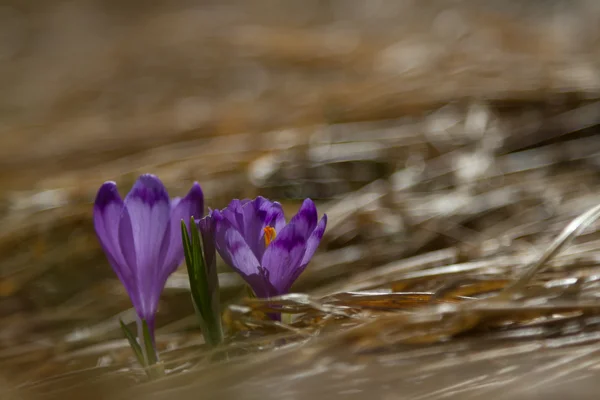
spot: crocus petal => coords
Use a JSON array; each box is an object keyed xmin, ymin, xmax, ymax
[
  {"xmin": 287, "ymin": 214, "xmax": 328, "ymax": 291},
  {"xmin": 121, "ymin": 174, "xmax": 171, "ymax": 320},
  {"xmin": 210, "ymin": 196, "xmax": 326, "ymax": 300},
  {"xmin": 300, "ymin": 214, "xmax": 327, "ymax": 268},
  {"xmin": 260, "ymin": 221, "xmax": 308, "ymax": 295},
  {"xmin": 118, "ymin": 205, "xmax": 145, "ymax": 317},
  {"xmin": 212, "ymin": 209, "xmax": 261, "ymax": 279},
  {"xmin": 270, "ymin": 202, "xmax": 287, "ymax": 233},
  {"xmin": 209, "ymin": 209, "xmax": 234, "ymax": 268},
  {"xmin": 93, "ymin": 182, "xmax": 134, "ymax": 289},
  {"xmin": 245, "ymin": 269, "xmax": 278, "ymax": 298},
  {"xmin": 240, "ymin": 196, "xmax": 285, "ymax": 260},
  {"xmin": 160, "ymin": 182, "xmax": 204, "ymax": 276},
  {"xmin": 287, "ymin": 198, "xmax": 318, "ymax": 241},
  {"xmin": 221, "ymin": 199, "xmax": 245, "ymax": 232}
]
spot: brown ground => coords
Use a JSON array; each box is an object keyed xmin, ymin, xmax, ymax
[{"xmin": 2, "ymin": 1, "xmax": 600, "ymax": 399}]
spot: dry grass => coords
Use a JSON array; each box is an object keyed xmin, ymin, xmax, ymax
[{"xmin": 2, "ymin": 1, "xmax": 600, "ymax": 399}]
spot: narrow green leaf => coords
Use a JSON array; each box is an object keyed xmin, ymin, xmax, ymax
[
  {"xmin": 190, "ymin": 216, "xmax": 205, "ymax": 284},
  {"xmin": 189, "ymin": 216, "xmax": 208, "ymax": 309},
  {"xmin": 189, "ymin": 217, "xmax": 212, "ymax": 329},
  {"xmin": 184, "ymin": 216, "xmax": 224, "ymax": 346},
  {"xmin": 142, "ymin": 320, "xmax": 158, "ymax": 366},
  {"xmin": 191, "ymin": 293, "xmax": 210, "ymax": 337},
  {"xmin": 181, "ymin": 219, "xmax": 193, "ymax": 272},
  {"xmin": 119, "ymin": 319, "xmax": 146, "ymax": 368}
]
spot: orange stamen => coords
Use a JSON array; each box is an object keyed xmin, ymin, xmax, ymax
[{"xmin": 264, "ymin": 226, "xmax": 277, "ymax": 247}]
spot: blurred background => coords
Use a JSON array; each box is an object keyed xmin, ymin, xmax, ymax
[{"xmin": 2, "ymin": 0, "xmax": 600, "ymax": 399}]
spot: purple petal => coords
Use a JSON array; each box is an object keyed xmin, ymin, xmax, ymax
[
  {"xmin": 160, "ymin": 182, "xmax": 204, "ymax": 277},
  {"xmin": 287, "ymin": 198, "xmax": 318, "ymax": 241},
  {"xmin": 93, "ymin": 182, "xmax": 134, "ymax": 290},
  {"xmin": 118, "ymin": 207, "xmax": 137, "ymax": 277},
  {"xmin": 245, "ymin": 269, "xmax": 278, "ymax": 298},
  {"xmin": 300, "ymin": 214, "xmax": 327, "ymax": 268},
  {"xmin": 118, "ymin": 204, "xmax": 145, "ymax": 317},
  {"xmin": 121, "ymin": 174, "xmax": 171, "ymax": 320},
  {"xmin": 270, "ymin": 202, "xmax": 287, "ymax": 232},
  {"xmin": 288, "ymin": 214, "xmax": 328, "ymax": 291},
  {"xmin": 240, "ymin": 197, "xmax": 286, "ymax": 260},
  {"xmin": 260, "ymin": 221, "xmax": 308, "ymax": 295},
  {"xmin": 212, "ymin": 209, "xmax": 261, "ymax": 279},
  {"xmin": 221, "ymin": 199, "xmax": 245, "ymax": 231},
  {"xmin": 209, "ymin": 209, "xmax": 234, "ymax": 268}
]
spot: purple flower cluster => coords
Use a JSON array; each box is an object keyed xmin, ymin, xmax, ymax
[
  {"xmin": 93, "ymin": 173, "xmax": 327, "ymax": 344},
  {"xmin": 93, "ymin": 174, "xmax": 203, "ymax": 328},
  {"xmin": 206, "ymin": 197, "xmax": 327, "ymax": 298}
]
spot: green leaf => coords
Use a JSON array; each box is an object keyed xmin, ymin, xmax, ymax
[
  {"xmin": 181, "ymin": 219, "xmax": 193, "ymax": 273},
  {"xmin": 119, "ymin": 319, "xmax": 146, "ymax": 368},
  {"xmin": 141, "ymin": 320, "xmax": 158, "ymax": 366},
  {"xmin": 190, "ymin": 216, "xmax": 205, "ymax": 287},
  {"xmin": 183, "ymin": 217, "xmax": 224, "ymax": 347}
]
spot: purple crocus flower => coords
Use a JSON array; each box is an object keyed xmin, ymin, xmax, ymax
[
  {"xmin": 93, "ymin": 174, "xmax": 204, "ymax": 331},
  {"xmin": 207, "ymin": 197, "xmax": 327, "ymax": 298}
]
